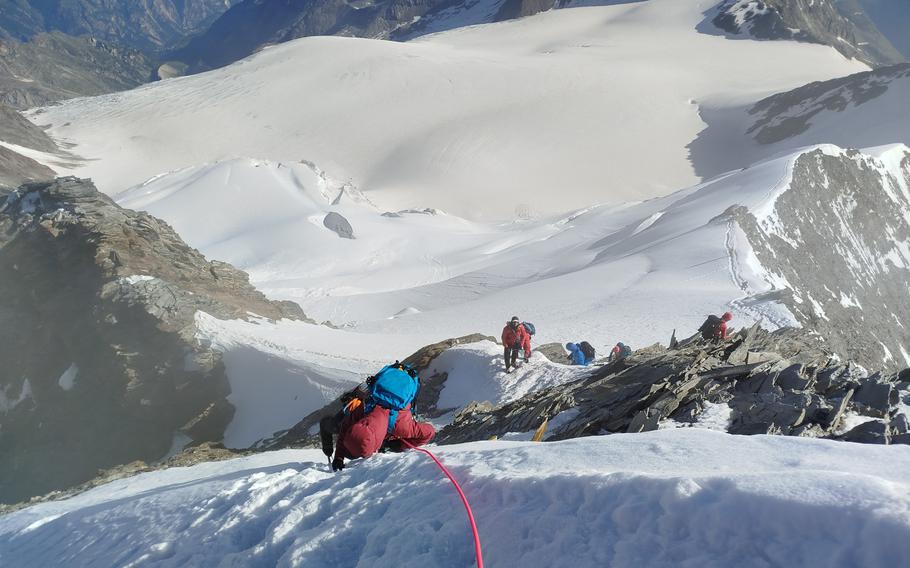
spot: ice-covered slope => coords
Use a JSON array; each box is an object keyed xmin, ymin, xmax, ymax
[
  {"xmin": 2, "ymin": 430, "xmax": 909, "ymax": 567},
  {"xmin": 28, "ymin": 0, "xmax": 866, "ymax": 218}
]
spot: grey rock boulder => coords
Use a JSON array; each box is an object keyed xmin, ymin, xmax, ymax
[{"xmin": 323, "ymin": 211, "xmax": 355, "ymax": 239}]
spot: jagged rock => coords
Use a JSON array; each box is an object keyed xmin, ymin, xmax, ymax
[
  {"xmin": 852, "ymin": 381, "xmax": 898, "ymax": 418},
  {"xmin": 730, "ymin": 392, "xmax": 811, "ymax": 435},
  {"xmin": 323, "ymin": 211, "xmax": 355, "ymax": 239},
  {"xmin": 0, "ymin": 177, "xmax": 305, "ymax": 504},
  {"xmin": 890, "ymin": 414, "xmax": 910, "ymax": 435},
  {"xmin": 745, "ymin": 351, "xmax": 782, "ymax": 365},
  {"xmin": 822, "ymin": 389, "xmax": 855, "ymax": 432},
  {"xmin": 842, "ymin": 420, "xmax": 890, "ymax": 444},
  {"xmin": 436, "ymin": 327, "xmax": 904, "ymax": 448},
  {"xmin": 777, "ymin": 364, "xmax": 814, "ymax": 392},
  {"xmin": 627, "ymin": 409, "xmax": 660, "ymax": 434}
]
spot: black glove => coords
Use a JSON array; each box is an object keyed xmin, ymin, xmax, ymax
[{"xmin": 331, "ymin": 457, "xmax": 345, "ymax": 472}]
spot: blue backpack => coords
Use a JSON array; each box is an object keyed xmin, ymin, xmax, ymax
[
  {"xmin": 366, "ymin": 363, "xmax": 420, "ymax": 433},
  {"xmin": 522, "ymin": 322, "xmax": 536, "ymax": 336}
]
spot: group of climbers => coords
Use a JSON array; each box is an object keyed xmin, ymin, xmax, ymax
[
  {"xmin": 320, "ymin": 310, "xmax": 735, "ymax": 472},
  {"xmin": 515, "ymin": 310, "xmax": 733, "ymax": 369}
]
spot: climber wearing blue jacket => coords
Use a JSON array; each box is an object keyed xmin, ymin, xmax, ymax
[{"xmin": 565, "ymin": 342, "xmax": 594, "ymax": 366}]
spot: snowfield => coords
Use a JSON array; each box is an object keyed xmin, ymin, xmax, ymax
[
  {"xmin": 25, "ymin": 0, "xmax": 866, "ymax": 218},
  {"xmin": 2, "ymin": 430, "xmax": 909, "ymax": 567},
  {"xmin": 152, "ymin": 144, "xmax": 908, "ymax": 446}
]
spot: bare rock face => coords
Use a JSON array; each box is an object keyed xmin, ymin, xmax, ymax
[
  {"xmin": 713, "ymin": 0, "xmax": 905, "ymax": 68},
  {"xmin": 0, "ymin": 177, "xmax": 305, "ymax": 504},
  {"xmin": 731, "ymin": 148, "xmax": 910, "ymax": 373}
]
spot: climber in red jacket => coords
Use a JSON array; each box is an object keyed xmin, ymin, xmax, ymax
[{"xmin": 501, "ymin": 316, "xmax": 532, "ymax": 373}]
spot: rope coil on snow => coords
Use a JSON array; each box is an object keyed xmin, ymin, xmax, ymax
[{"xmin": 400, "ymin": 439, "xmax": 484, "ymax": 568}]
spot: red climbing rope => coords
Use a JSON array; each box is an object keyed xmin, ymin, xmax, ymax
[{"xmin": 400, "ymin": 439, "xmax": 484, "ymax": 568}]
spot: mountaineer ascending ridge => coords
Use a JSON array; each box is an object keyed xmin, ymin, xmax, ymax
[
  {"xmin": 320, "ymin": 362, "xmax": 435, "ymax": 471},
  {"xmin": 501, "ymin": 316, "xmax": 533, "ymax": 373},
  {"xmin": 698, "ymin": 311, "xmax": 733, "ymax": 342}
]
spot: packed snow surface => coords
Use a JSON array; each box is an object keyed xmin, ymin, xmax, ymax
[
  {"xmin": 27, "ymin": 0, "xmax": 865, "ymax": 218},
  {"xmin": 2, "ymin": 430, "xmax": 909, "ymax": 567}
]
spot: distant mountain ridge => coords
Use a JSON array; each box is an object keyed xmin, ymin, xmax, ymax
[
  {"xmin": 172, "ymin": 0, "xmax": 908, "ymax": 74},
  {"xmin": 712, "ymin": 0, "xmax": 905, "ymax": 68},
  {"xmin": 0, "ymin": 1, "xmax": 238, "ymax": 109},
  {"xmin": 0, "ymin": 0, "xmax": 238, "ymax": 52}
]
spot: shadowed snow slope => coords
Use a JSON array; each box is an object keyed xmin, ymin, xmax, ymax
[
  {"xmin": 27, "ymin": 0, "xmax": 865, "ymax": 218},
  {"xmin": 2, "ymin": 430, "xmax": 909, "ymax": 567}
]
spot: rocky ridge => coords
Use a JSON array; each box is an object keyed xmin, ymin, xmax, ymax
[
  {"xmin": 728, "ymin": 146, "xmax": 910, "ymax": 373},
  {"xmin": 439, "ymin": 325, "xmax": 910, "ymax": 446},
  {"xmin": 0, "ymin": 177, "xmax": 305, "ymax": 504}
]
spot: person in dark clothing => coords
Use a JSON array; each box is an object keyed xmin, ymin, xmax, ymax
[
  {"xmin": 565, "ymin": 342, "xmax": 594, "ymax": 366},
  {"xmin": 608, "ymin": 342, "xmax": 632, "ymax": 363},
  {"xmin": 501, "ymin": 316, "xmax": 532, "ymax": 372},
  {"xmin": 698, "ymin": 311, "xmax": 733, "ymax": 342}
]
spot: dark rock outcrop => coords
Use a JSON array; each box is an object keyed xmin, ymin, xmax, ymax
[{"xmin": 0, "ymin": 177, "xmax": 305, "ymax": 504}]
